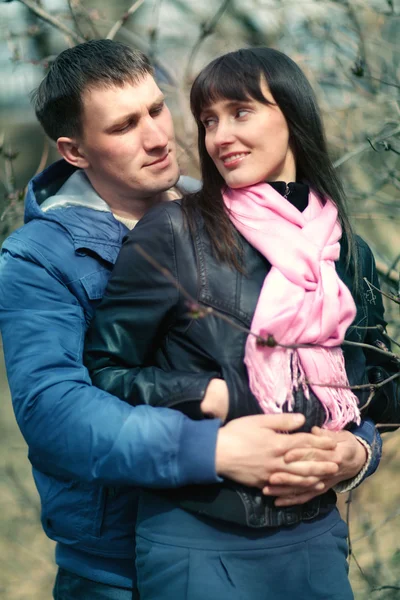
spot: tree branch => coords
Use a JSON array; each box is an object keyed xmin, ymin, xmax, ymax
[
  {"xmin": 106, "ymin": 0, "xmax": 146, "ymax": 41},
  {"xmin": 333, "ymin": 124, "xmax": 400, "ymax": 168},
  {"xmin": 16, "ymin": 0, "xmax": 85, "ymax": 44}
]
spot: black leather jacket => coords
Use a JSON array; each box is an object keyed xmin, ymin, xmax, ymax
[{"xmin": 85, "ymin": 192, "xmax": 398, "ymax": 528}]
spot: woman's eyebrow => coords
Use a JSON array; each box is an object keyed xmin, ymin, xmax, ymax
[{"xmin": 200, "ymin": 99, "xmax": 253, "ymax": 118}]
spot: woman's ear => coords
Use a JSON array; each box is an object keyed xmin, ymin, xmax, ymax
[{"xmin": 57, "ymin": 137, "xmax": 89, "ymax": 169}]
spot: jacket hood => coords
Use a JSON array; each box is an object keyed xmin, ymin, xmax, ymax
[
  {"xmin": 25, "ymin": 159, "xmax": 201, "ymax": 224},
  {"xmin": 23, "ymin": 159, "xmax": 201, "ymax": 264}
]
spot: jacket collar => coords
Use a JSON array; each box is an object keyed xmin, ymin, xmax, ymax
[
  {"xmin": 25, "ymin": 160, "xmax": 126, "ymax": 264},
  {"xmin": 25, "ymin": 159, "xmax": 200, "ymax": 265}
]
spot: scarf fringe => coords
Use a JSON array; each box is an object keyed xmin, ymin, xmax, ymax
[{"xmin": 245, "ymin": 338, "xmax": 360, "ymax": 430}]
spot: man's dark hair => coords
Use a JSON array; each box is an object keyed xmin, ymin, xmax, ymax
[{"xmin": 32, "ymin": 39, "xmax": 153, "ymax": 142}]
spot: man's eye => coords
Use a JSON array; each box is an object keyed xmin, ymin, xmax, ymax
[
  {"xmin": 151, "ymin": 103, "xmax": 164, "ymax": 116},
  {"xmin": 113, "ymin": 122, "xmax": 133, "ymax": 133}
]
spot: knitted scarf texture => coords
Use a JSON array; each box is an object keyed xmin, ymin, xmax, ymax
[{"xmin": 223, "ymin": 183, "xmax": 361, "ymax": 431}]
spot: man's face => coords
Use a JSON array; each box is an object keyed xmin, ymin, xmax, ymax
[{"xmin": 78, "ymin": 74, "xmax": 179, "ymax": 207}]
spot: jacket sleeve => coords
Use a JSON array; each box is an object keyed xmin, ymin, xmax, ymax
[
  {"xmin": 85, "ymin": 204, "xmax": 219, "ymax": 418},
  {"xmin": 358, "ymin": 239, "xmax": 399, "ymax": 431},
  {"xmin": 0, "ymin": 231, "xmax": 221, "ymax": 488}
]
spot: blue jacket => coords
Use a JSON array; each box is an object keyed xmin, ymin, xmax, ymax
[{"xmin": 0, "ymin": 160, "xmax": 221, "ymax": 588}]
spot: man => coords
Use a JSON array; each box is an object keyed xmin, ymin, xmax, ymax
[{"xmin": 0, "ymin": 40, "xmax": 380, "ymax": 599}]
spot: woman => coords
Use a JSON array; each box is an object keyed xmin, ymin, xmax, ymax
[{"xmin": 85, "ymin": 48, "xmax": 397, "ymax": 599}]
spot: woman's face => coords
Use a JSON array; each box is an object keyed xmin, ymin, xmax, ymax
[{"xmin": 200, "ymin": 81, "xmax": 296, "ymax": 188}]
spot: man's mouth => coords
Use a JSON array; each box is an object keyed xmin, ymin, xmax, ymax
[{"xmin": 145, "ymin": 151, "xmax": 170, "ymax": 167}]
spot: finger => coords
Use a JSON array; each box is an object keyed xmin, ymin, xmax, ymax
[
  {"xmin": 311, "ymin": 426, "xmax": 335, "ymax": 439},
  {"xmin": 263, "ymin": 481, "xmax": 324, "ymax": 496},
  {"xmin": 284, "ymin": 448, "xmax": 338, "ymax": 464},
  {"xmin": 280, "ymin": 460, "xmax": 339, "ymax": 478},
  {"xmin": 285, "ymin": 432, "xmax": 337, "ymax": 451},
  {"xmin": 268, "ymin": 473, "xmax": 321, "ymax": 487},
  {"xmin": 257, "ymin": 413, "xmax": 306, "ymax": 431},
  {"xmin": 274, "ymin": 490, "xmax": 323, "ymax": 507}
]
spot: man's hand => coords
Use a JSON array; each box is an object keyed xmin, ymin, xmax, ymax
[
  {"xmin": 263, "ymin": 427, "xmax": 368, "ymax": 506},
  {"xmin": 215, "ymin": 414, "xmax": 338, "ymax": 489}
]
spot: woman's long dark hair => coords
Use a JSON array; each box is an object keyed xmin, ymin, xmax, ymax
[{"xmin": 185, "ymin": 47, "xmax": 356, "ymax": 272}]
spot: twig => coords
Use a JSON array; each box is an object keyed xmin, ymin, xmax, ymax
[
  {"xmin": 346, "ymin": 490, "xmax": 353, "ymax": 563},
  {"xmin": 364, "ymin": 277, "xmax": 400, "ymax": 305},
  {"xmin": 77, "ymin": 2, "xmax": 102, "ymax": 39},
  {"xmin": 353, "ymin": 506, "xmax": 400, "ymax": 544},
  {"xmin": 368, "ymin": 76, "xmax": 400, "ymax": 90},
  {"xmin": 106, "ymin": 0, "xmax": 146, "ymax": 41},
  {"xmin": 175, "ymin": 134, "xmax": 199, "ymax": 169},
  {"xmin": 352, "ymin": 325, "xmax": 400, "ymax": 350},
  {"xmin": 374, "ymin": 258, "xmax": 400, "ymax": 286},
  {"xmin": 184, "ymin": 0, "xmax": 231, "ymax": 83},
  {"xmin": 34, "ymin": 137, "xmax": 49, "ymax": 178},
  {"xmin": 118, "ymin": 29, "xmax": 178, "ymax": 87},
  {"xmin": 351, "ymin": 549, "xmax": 372, "ymax": 587},
  {"xmin": 66, "ymin": 0, "xmax": 87, "ymax": 40},
  {"xmin": 308, "ymin": 371, "xmax": 399, "ymax": 394},
  {"xmin": 333, "ymin": 124, "xmax": 400, "ymax": 168},
  {"xmin": 16, "ymin": 0, "xmax": 85, "ymax": 45},
  {"xmin": 350, "ymin": 214, "xmax": 398, "ymax": 222},
  {"xmin": 134, "ymin": 244, "xmax": 257, "ymax": 338},
  {"xmin": 134, "ymin": 244, "xmax": 400, "ymax": 365},
  {"xmin": 148, "ymin": 0, "xmax": 163, "ymax": 61},
  {"xmin": 343, "ymin": 340, "xmax": 400, "ymax": 362},
  {"xmin": 4, "ymin": 146, "xmax": 17, "ymax": 194}
]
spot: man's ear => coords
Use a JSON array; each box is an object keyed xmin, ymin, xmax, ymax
[{"xmin": 57, "ymin": 137, "xmax": 89, "ymax": 169}]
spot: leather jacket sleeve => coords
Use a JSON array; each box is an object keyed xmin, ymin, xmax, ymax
[
  {"xmin": 84, "ymin": 204, "xmax": 219, "ymax": 418},
  {"xmin": 357, "ymin": 238, "xmax": 399, "ymax": 431}
]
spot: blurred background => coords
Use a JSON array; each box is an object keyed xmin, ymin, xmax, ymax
[{"xmin": 0, "ymin": 0, "xmax": 399, "ymax": 598}]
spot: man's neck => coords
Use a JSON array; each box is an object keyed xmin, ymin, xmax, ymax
[{"xmin": 110, "ymin": 191, "xmax": 167, "ymax": 221}]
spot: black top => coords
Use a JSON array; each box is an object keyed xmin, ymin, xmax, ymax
[{"xmin": 268, "ymin": 180, "xmax": 309, "ymax": 212}]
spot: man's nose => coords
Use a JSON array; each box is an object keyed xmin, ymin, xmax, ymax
[{"xmin": 142, "ymin": 118, "xmax": 168, "ymax": 151}]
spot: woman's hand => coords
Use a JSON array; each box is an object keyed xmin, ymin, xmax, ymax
[
  {"xmin": 262, "ymin": 428, "xmax": 368, "ymax": 506},
  {"xmin": 201, "ymin": 378, "xmax": 230, "ymax": 421},
  {"xmin": 215, "ymin": 413, "xmax": 339, "ymax": 489}
]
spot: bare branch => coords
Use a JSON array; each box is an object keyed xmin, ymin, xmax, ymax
[
  {"xmin": 66, "ymin": 0, "xmax": 87, "ymax": 40},
  {"xmin": 363, "ymin": 277, "xmax": 400, "ymax": 305},
  {"xmin": 134, "ymin": 244, "xmax": 400, "ymax": 366},
  {"xmin": 374, "ymin": 258, "xmax": 400, "ymax": 286},
  {"xmin": 184, "ymin": 0, "xmax": 231, "ymax": 83},
  {"xmin": 34, "ymin": 137, "xmax": 49, "ymax": 179},
  {"xmin": 333, "ymin": 125, "xmax": 400, "ymax": 168},
  {"xmin": 106, "ymin": 0, "xmax": 146, "ymax": 41},
  {"xmin": 343, "ymin": 339, "xmax": 400, "ymax": 362},
  {"xmin": 372, "ymin": 585, "xmax": 400, "ymax": 592},
  {"xmin": 307, "ymin": 370, "xmax": 399, "ymax": 393},
  {"xmin": 353, "ymin": 325, "xmax": 400, "ymax": 350},
  {"xmin": 16, "ymin": 0, "xmax": 85, "ymax": 45}
]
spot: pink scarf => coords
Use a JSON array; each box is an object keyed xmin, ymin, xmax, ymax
[{"xmin": 223, "ymin": 183, "xmax": 361, "ymax": 431}]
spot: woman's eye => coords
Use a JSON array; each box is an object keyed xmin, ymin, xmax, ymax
[
  {"xmin": 236, "ymin": 109, "xmax": 249, "ymax": 118},
  {"xmin": 202, "ymin": 117, "xmax": 217, "ymax": 129}
]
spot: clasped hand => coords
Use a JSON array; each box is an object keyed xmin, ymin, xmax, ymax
[{"xmin": 204, "ymin": 379, "xmax": 368, "ymax": 506}]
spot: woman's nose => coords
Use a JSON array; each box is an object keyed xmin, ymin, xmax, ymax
[{"xmin": 213, "ymin": 121, "xmax": 235, "ymax": 147}]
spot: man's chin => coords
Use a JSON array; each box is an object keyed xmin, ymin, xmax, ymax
[{"xmin": 158, "ymin": 167, "xmax": 180, "ymax": 192}]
